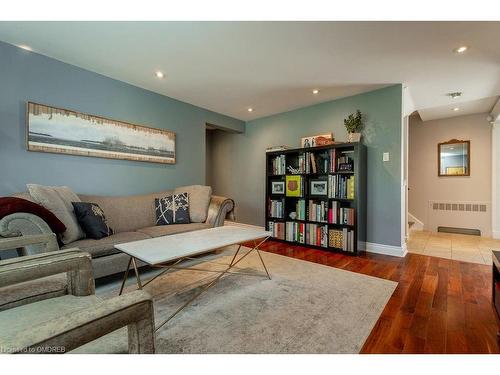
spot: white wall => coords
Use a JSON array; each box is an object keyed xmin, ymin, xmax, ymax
[
  {"xmin": 409, "ymin": 113, "xmax": 492, "ymax": 235},
  {"xmin": 492, "ymin": 123, "xmax": 500, "ymax": 238}
]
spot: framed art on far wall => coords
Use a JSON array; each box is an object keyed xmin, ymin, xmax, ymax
[{"xmin": 26, "ymin": 102, "xmax": 176, "ymax": 164}]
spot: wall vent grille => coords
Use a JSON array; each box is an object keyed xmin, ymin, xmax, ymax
[{"xmin": 432, "ymin": 202, "xmax": 487, "ymax": 212}]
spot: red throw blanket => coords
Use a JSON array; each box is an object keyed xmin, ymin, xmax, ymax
[{"xmin": 0, "ymin": 197, "xmax": 66, "ymax": 234}]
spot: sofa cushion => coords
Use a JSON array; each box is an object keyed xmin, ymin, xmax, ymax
[
  {"xmin": 62, "ymin": 231, "xmax": 151, "ymax": 258},
  {"xmin": 173, "ymin": 185, "xmax": 212, "ymax": 223},
  {"xmin": 72, "ymin": 202, "xmax": 114, "ymax": 239},
  {"xmin": 0, "ymin": 274, "xmax": 67, "ymax": 312},
  {"xmin": 27, "ymin": 184, "xmax": 85, "ymax": 244},
  {"xmin": 155, "ymin": 193, "xmax": 190, "ymax": 225},
  {"xmin": 78, "ymin": 190, "xmax": 173, "ymax": 233},
  {"xmin": 136, "ymin": 222, "xmax": 211, "ymax": 237}
]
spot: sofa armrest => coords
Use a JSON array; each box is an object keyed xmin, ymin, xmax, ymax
[
  {"xmin": 0, "ymin": 248, "xmax": 94, "ymax": 297},
  {"xmin": 6, "ymin": 290, "xmax": 155, "ymax": 354},
  {"xmin": 0, "ymin": 233, "xmax": 58, "ymax": 253},
  {"xmin": 0, "ymin": 213, "xmax": 55, "ymax": 255},
  {"xmin": 206, "ymin": 195, "xmax": 235, "ymax": 227}
]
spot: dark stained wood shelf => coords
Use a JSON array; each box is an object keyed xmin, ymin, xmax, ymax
[{"xmin": 266, "ymin": 142, "xmax": 366, "ymax": 254}]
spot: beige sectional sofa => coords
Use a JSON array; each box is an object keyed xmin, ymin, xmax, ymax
[{"xmin": 0, "ymin": 188, "xmax": 234, "ymax": 279}]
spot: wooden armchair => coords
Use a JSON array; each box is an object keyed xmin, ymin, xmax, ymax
[{"xmin": 0, "ymin": 236, "xmax": 155, "ymax": 354}]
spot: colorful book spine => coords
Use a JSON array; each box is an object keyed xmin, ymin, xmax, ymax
[
  {"xmin": 268, "ymin": 199, "xmax": 284, "ymax": 218},
  {"xmin": 328, "ymin": 228, "xmax": 355, "ymax": 252},
  {"xmin": 271, "ymin": 154, "xmax": 286, "ymax": 175},
  {"xmin": 268, "ymin": 221, "xmax": 285, "ymax": 240}
]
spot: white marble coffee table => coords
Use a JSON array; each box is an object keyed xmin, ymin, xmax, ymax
[{"xmin": 115, "ymin": 226, "xmax": 271, "ymax": 331}]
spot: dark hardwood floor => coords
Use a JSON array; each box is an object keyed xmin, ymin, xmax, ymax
[{"xmin": 255, "ymin": 240, "xmax": 500, "ymax": 354}]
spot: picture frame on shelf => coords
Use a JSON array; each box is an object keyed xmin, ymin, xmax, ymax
[
  {"xmin": 271, "ymin": 181, "xmax": 285, "ymax": 195},
  {"xmin": 310, "ymin": 180, "xmax": 328, "ymax": 196},
  {"xmin": 300, "ymin": 133, "xmax": 334, "ymax": 148}
]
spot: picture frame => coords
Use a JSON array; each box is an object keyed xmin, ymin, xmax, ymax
[
  {"xmin": 271, "ymin": 181, "xmax": 285, "ymax": 195},
  {"xmin": 26, "ymin": 102, "xmax": 176, "ymax": 164},
  {"xmin": 310, "ymin": 180, "xmax": 328, "ymax": 196},
  {"xmin": 301, "ymin": 133, "xmax": 333, "ymax": 148},
  {"xmin": 437, "ymin": 139, "xmax": 470, "ymax": 177}
]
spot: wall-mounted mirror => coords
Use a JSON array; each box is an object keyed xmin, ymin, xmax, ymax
[{"xmin": 438, "ymin": 139, "xmax": 470, "ymax": 176}]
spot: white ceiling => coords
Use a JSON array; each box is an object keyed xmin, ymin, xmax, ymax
[{"xmin": 0, "ymin": 21, "xmax": 499, "ymax": 122}]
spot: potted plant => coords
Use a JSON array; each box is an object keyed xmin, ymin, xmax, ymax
[{"xmin": 344, "ymin": 110, "xmax": 363, "ymax": 142}]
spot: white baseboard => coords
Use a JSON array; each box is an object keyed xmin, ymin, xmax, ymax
[
  {"xmin": 359, "ymin": 241, "xmax": 408, "ymax": 258},
  {"xmin": 493, "ymin": 230, "xmax": 500, "ymax": 239}
]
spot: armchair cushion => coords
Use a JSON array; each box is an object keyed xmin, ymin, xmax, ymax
[
  {"xmin": 0, "ymin": 291, "xmax": 154, "ymax": 354},
  {"xmin": 0, "ymin": 274, "xmax": 67, "ymax": 312},
  {"xmin": 0, "ymin": 294, "xmax": 128, "ymax": 354},
  {"xmin": 0, "ymin": 197, "xmax": 66, "ymax": 234}
]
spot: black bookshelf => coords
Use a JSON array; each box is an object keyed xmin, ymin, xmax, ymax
[{"xmin": 265, "ymin": 142, "xmax": 366, "ymax": 255}]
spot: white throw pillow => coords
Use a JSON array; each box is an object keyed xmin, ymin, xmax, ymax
[
  {"xmin": 173, "ymin": 185, "xmax": 212, "ymax": 223},
  {"xmin": 27, "ymin": 184, "xmax": 86, "ymax": 244}
]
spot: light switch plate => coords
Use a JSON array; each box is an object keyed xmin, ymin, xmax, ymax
[{"xmin": 383, "ymin": 152, "xmax": 390, "ymax": 162}]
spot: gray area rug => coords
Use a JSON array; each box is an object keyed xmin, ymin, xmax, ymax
[{"xmin": 99, "ymin": 246, "xmax": 397, "ymax": 353}]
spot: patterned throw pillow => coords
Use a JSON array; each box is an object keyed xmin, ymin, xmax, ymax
[
  {"xmin": 155, "ymin": 193, "xmax": 190, "ymax": 225},
  {"xmin": 72, "ymin": 202, "xmax": 114, "ymax": 239}
]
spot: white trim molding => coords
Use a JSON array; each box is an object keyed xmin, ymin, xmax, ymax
[
  {"xmin": 492, "ymin": 122, "xmax": 500, "ymax": 239},
  {"xmin": 359, "ymin": 241, "xmax": 408, "ymax": 258}
]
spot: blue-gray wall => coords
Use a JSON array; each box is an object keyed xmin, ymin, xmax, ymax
[
  {"xmin": 0, "ymin": 41, "xmax": 244, "ymax": 196},
  {"xmin": 211, "ymin": 85, "xmax": 403, "ymax": 247}
]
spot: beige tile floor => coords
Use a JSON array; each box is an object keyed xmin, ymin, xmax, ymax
[{"xmin": 407, "ymin": 230, "xmax": 500, "ymax": 265}]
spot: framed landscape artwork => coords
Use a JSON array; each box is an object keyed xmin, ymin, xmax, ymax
[{"xmin": 26, "ymin": 102, "xmax": 176, "ymax": 164}]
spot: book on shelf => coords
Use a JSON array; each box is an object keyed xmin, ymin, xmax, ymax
[
  {"xmin": 285, "ymin": 221, "xmax": 327, "ymax": 247},
  {"xmin": 286, "ymin": 175, "xmax": 304, "ymax": 197},
  {"xmin": 296, "ymin": 199, "xmax": 306, "ymax": 220},
  {"xmin": 328, "ymin": 174, "xmax": 355, "ymax": 199},
  {"xmin": 308, "ymin": 200, "xmax": 328, "ymax": 222},
  {"xmin": 306, "ymin": 223, "xmax": 328, "ymax": 247},
  {"xmin": 270, "ymin": 154, "xmax": 286, "ymax": 175},
  {"xmin": 268, "ymin": 199, "xmax": 284, "ymax": 218},
  {"xmin": 289, "ymin": 151, "xmax": 329, "ymax": 175},
  {"xmin": 337, "ymin": 154, "xmax": 354, "ymax": 172},
  {"xmin": 328, "ymin": 228, "xmax": 355, "ymax": 252},
  {"xmin": 328, "ymin": 202, "xmax": 355, "ymax": 225},
  {"xmin": 268, "ymin": 221, "xmax": 285, "ymax": 239},
  {"xmin": 329, "ymin": 148, "xmax": 337, "ymax": 173},
  {"xmin": 286, "ymin": 221, "xmax": 306, "ymax": 243}
]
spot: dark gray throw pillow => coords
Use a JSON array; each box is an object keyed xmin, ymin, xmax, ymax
[
  {"xmin": 72, "ymin": 202, "xmax": 114, "ymax": 239},
  {"xmin": 155, "ymin": 193, "xmax": 190, "ymax": 225}
]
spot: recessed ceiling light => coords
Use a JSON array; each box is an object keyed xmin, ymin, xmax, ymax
[
  {"xmin": 247, "ymin": 108, "xmax": 253, "ymax": 112},
  {"xmin": 447, "ymin": 92, "xmax": 463, "ymax": 99},
  {"xmin": 18, "ymin": 44, "xmax": 32, "ymax": 51},
  {"xmin": 453, "ymin": 107, "xmax": 460, "ymax": 111},
  {"xmin": 155, "ymin": 71, "xmax": 165, "ymax": 79},
  {"xmin": 312, "ymin": 89, "xmax": 320, "ymax": 95},
  {"xmin": 454, "ymin": 46, "xmax": 468, "ymax": 54}
]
